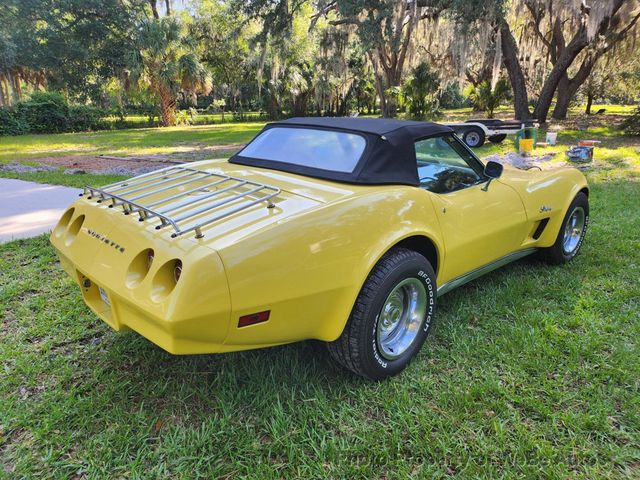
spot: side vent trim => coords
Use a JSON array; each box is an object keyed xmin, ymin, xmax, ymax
[{"xmin": 532, "ymin": 218, "xmax": 550, "ymax": 240}]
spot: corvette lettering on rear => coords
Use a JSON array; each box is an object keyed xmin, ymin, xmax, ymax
[{"xmin": 87, "ymin": 229, "xmax": 125, "ymax": 253}]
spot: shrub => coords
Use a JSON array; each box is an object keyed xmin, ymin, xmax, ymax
[
  {"xmin": 439, "ymin": 82, "xmax": 467, "ymax": 109},
  {"xmin": 621, "ymin": 105, "xmax": 640, "ymax": 136},
  {"xmin": 0, "ymin": 106, "xmax": 29, "ymax": 135},
  {"xmin": 464, "ymin": 78, "xmax": 511, "ymax": 118},
  {"xmin": 0, "ymin": 91, "xmax": 113, "ymax": 136},
  {"xmin": 68, "ymin": 105, "xmax": 107, "ymax": 132},
  {"xmin": 18, "ymin": 91, "xmax": 70, "ymax": 133},
  {"xmin": 404, "ymin": 61, "xmax": 440, "ymax": 119},
  {"xmin": 174, "ymin": 107, "xmax": 197, "ymax": 125}
]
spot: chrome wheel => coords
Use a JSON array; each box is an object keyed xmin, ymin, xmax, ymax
[
  {"xmin": 562, "ymin": 206, "xmax": 585, "ymax": 255},
  {"xmin": 376, "ymin": 278, "xmax": 427, "ymax": 360}
]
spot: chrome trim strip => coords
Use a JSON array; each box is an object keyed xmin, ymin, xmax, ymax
[{"xmin": 437, "ymin": 248, "xmax": 537, "ymax": 297}]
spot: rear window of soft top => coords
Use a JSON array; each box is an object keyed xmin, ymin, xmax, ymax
[{"xmin": 237, "ymin": 127, "xmax": 366, "ymax": 173}]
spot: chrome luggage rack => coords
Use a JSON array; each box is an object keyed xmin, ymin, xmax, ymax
[{"xmin": 81, "ymin": 166, "xmax": 280, "ymax": 239}]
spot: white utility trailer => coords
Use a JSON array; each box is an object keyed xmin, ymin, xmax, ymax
[{"xmin": 447, "ymin": 119, "xmax": 539, "ymax": 148}]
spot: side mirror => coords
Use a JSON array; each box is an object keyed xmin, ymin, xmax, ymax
[
  {"xmin": 481, "ymin": 161, "xmax": 503, "ymax": 191},
  {"xmin": 484, "ymin": 160, "xmax": 503, "ymax": 179}
]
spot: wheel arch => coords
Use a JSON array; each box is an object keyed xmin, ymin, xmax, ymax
[
  {"xmin": 392, "ymin": 235, "xmax": 440, "ymax": 278},
  {"xmin": 323, "ymin": 232, "xmax": 442, "ymax": 343}
]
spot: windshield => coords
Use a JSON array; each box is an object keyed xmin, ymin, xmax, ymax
[{"xmin": 238, "ymin": 127, "xmax": 367, "ymax": 173}]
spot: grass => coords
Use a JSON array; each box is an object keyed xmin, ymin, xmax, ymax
[
  {"xmin": 1, "ymin": 120, "xmax": 639, "ymax": 477},
  {"xmin": 0, "ymin": 171, "xmax": 129, "ymax": 189},
  {"xmin": 0, "ymin": 122, "xmax": 263, "ymax": 162}
]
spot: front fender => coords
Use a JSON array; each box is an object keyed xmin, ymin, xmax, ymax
[{"xmin": 502, "ymin": 166, "xmax": 588, "ymax": 247}]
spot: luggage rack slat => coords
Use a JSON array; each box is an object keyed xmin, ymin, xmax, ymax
[{"xmin": 81, "ymin": 166, "xmax": 280, "ymax": 239}]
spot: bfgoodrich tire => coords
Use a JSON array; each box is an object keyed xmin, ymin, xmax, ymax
[
  {"xmin": 327, "ymin": 248, "xmax": 436, "ymax": 380},
  {"xmin": 538, "ymin": 192, "xmax": 589, "ymax": 264}
]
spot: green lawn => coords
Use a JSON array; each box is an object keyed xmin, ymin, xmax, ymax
[
  {"xmin": 1, "ymin": 137, "xmax": 639, "ymax": 477},
  {"xmin": 0, "ymin": 122, "xmax": 264, "ymax": 162}
]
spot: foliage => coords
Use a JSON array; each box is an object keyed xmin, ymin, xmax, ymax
[
  {"xmin": 404, "ymin": 61, "xmax": 441, "ymax": 119},
  {"xmin": 0, "ymin": 0, "xmax": 145, "ymax": 105},
  {"xmin": 0, "ymin": 106, "xmax": 29, "ymax": 135},
  {"xmin": 621, "ymin": 105, "xmax": 640, "ymax": 136},
  {"xmin": 439, "ymin": 82, "xmax": 468, "ymax": 109},
  {"xmin": 17, "ymin": 91, "xmax": 69, "ymax": 133},
  {"xmin": 127, "ymin": 16, "xmax": 211, "ymax": 126},
  {"xmin": 174, "ymin": 108, "xmax": 198, "ymax": 126},
  {"xmin": 68, "ymin": 105, "xmax": 108, "ymax": 132},
  {"xmin": 1, "ymin": 0, "xmax": 639, "ymax": 128},
  {"xmin": 0, "ymin": 91, "xmax": 107, "ymax": 135},
  {"xmin": 465, "ymin": 78, "xmax": 512, "ymax": 118}
]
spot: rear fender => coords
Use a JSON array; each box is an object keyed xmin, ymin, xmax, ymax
[{"xmin": 218, "ymin": 187, "xmax": 444, "ymax": 345}]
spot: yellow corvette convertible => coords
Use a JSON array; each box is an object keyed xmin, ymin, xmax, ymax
[{"xmin": 50, "ymin": 118, "xmax": 589, "ymax": 379}]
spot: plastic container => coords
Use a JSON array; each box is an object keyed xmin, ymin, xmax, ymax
[
  {"xmin": 515, "ymin": 127, "xmax": 538, "ymax": 150},
  {"xmin": 519, "ymin": 138, "xmax": 534, "ymax": 154},
  {"xmin": 546, "ymin": 132, "xmax": 558, "ymax": 145}
]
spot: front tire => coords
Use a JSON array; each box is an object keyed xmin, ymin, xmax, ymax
[
  {"xmin": 327, "ymin": 248, "xmax": 436, "ymax": 380},
  {"xmin": 538, "ymin": 192, "xmax": 589, "ymax": 264}
]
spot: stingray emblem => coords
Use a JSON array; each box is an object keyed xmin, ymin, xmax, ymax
[{"xmin": 540, "ymin": 205, "xmax": 552, "ymax": 213}]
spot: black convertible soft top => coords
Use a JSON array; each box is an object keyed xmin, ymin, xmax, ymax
[{"xmin": 229, "ymin": 117, "xmax": 453, "ymax": 186}]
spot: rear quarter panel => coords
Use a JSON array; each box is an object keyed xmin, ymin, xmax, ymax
[{"xmin": 218, "ymin": 186, "xmax": 444, "ymax": 347}]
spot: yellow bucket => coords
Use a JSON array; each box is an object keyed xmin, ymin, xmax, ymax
[{"xmin": 519, "ymin": 138, "xmax": 534, "ymax": 154}]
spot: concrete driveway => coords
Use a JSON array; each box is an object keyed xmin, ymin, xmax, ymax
[{"xmin": 0, "ymin": 179, "xmax": 82, "ymax": 243}]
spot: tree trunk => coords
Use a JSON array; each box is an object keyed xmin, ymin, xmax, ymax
[
  {"xmin": 552, "ymin": 56, "xmax": 597, "ymax": 120},
  {"xmin": 533, "ymin": 29, "xmax": 589, "ymax": 123},
  {"xmin": 372, "ymin": 70, "xmax": 389, "ymax": 118},
  {"xmin": 552, "ymin": 74, "xmax": 572, "ymax": 120},
  {"xmin": 500, "ymin": 21, "xmax": 530, "ymax": 120},
  {"xmin": 0, "ymin": 77, "xmax": 6, "ymax": 107},
  {"xmin": 158, "ymin": 86, "xmax": 176, "ymax": 126},
  {"xmin": 585, "ymin": 94, "xmax": 593, "ymax": 115},
  {"xmin": 149, "ymin": 0, "xmax": 159, "ymax": 19}
]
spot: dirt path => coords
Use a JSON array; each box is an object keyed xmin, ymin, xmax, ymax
[
  {"xmin": 36, "ymin": 155, "xmax": 175, "ymax": 172},
  {"xmin": 5, "ymin": 143, "xmax": 246, "ymax": 175}
]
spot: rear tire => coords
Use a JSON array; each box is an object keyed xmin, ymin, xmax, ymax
[
  {"xmin": 462, "ymin": 127, "xmax": 486, "ymax": 148},
  {"xmin": 327, "ymin": 248, "xmax": 436, "ymax": 380},
  {"xmin": 538, "ymin": 192, "xmax": 589, "ymax": 264},
  {"xmin": 489, "ymin": 134, "xmax": 507, "ymax": 144}
]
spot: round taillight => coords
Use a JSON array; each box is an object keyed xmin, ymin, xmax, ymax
[
  {"xmin": 64, "ymin": 214, "xmax": 85, "ymax": 246},
  {"xmin": 150, "ymin": 259, "xmax": 182, "ymax": 302},
  {"xmin": 147, "ymin": 249, "xmax": 155, "ymax": 270},
  {"xmin": 174, "ymin": 260, "xmax": 182, "ymax": 283},
  {"xmin": 125, "ymin": 248, "xmax": 155, "ymax": 288},
  {"xmin": 54, "ymin": 208, "xmax": 75, "ymax": 238}
]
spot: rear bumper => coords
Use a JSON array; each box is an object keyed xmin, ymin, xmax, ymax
[
  {"xmin": 57, "ymin": 251, "xmax": 231, "ymax": 354},
  {"xmin": 50, "ymin": 200, "xmax": 233, "ymax": 354}
]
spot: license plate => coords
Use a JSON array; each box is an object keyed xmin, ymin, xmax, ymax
[{"xmin": 99, "ymin": 287, "xmax": 110, "ymax": 306}]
